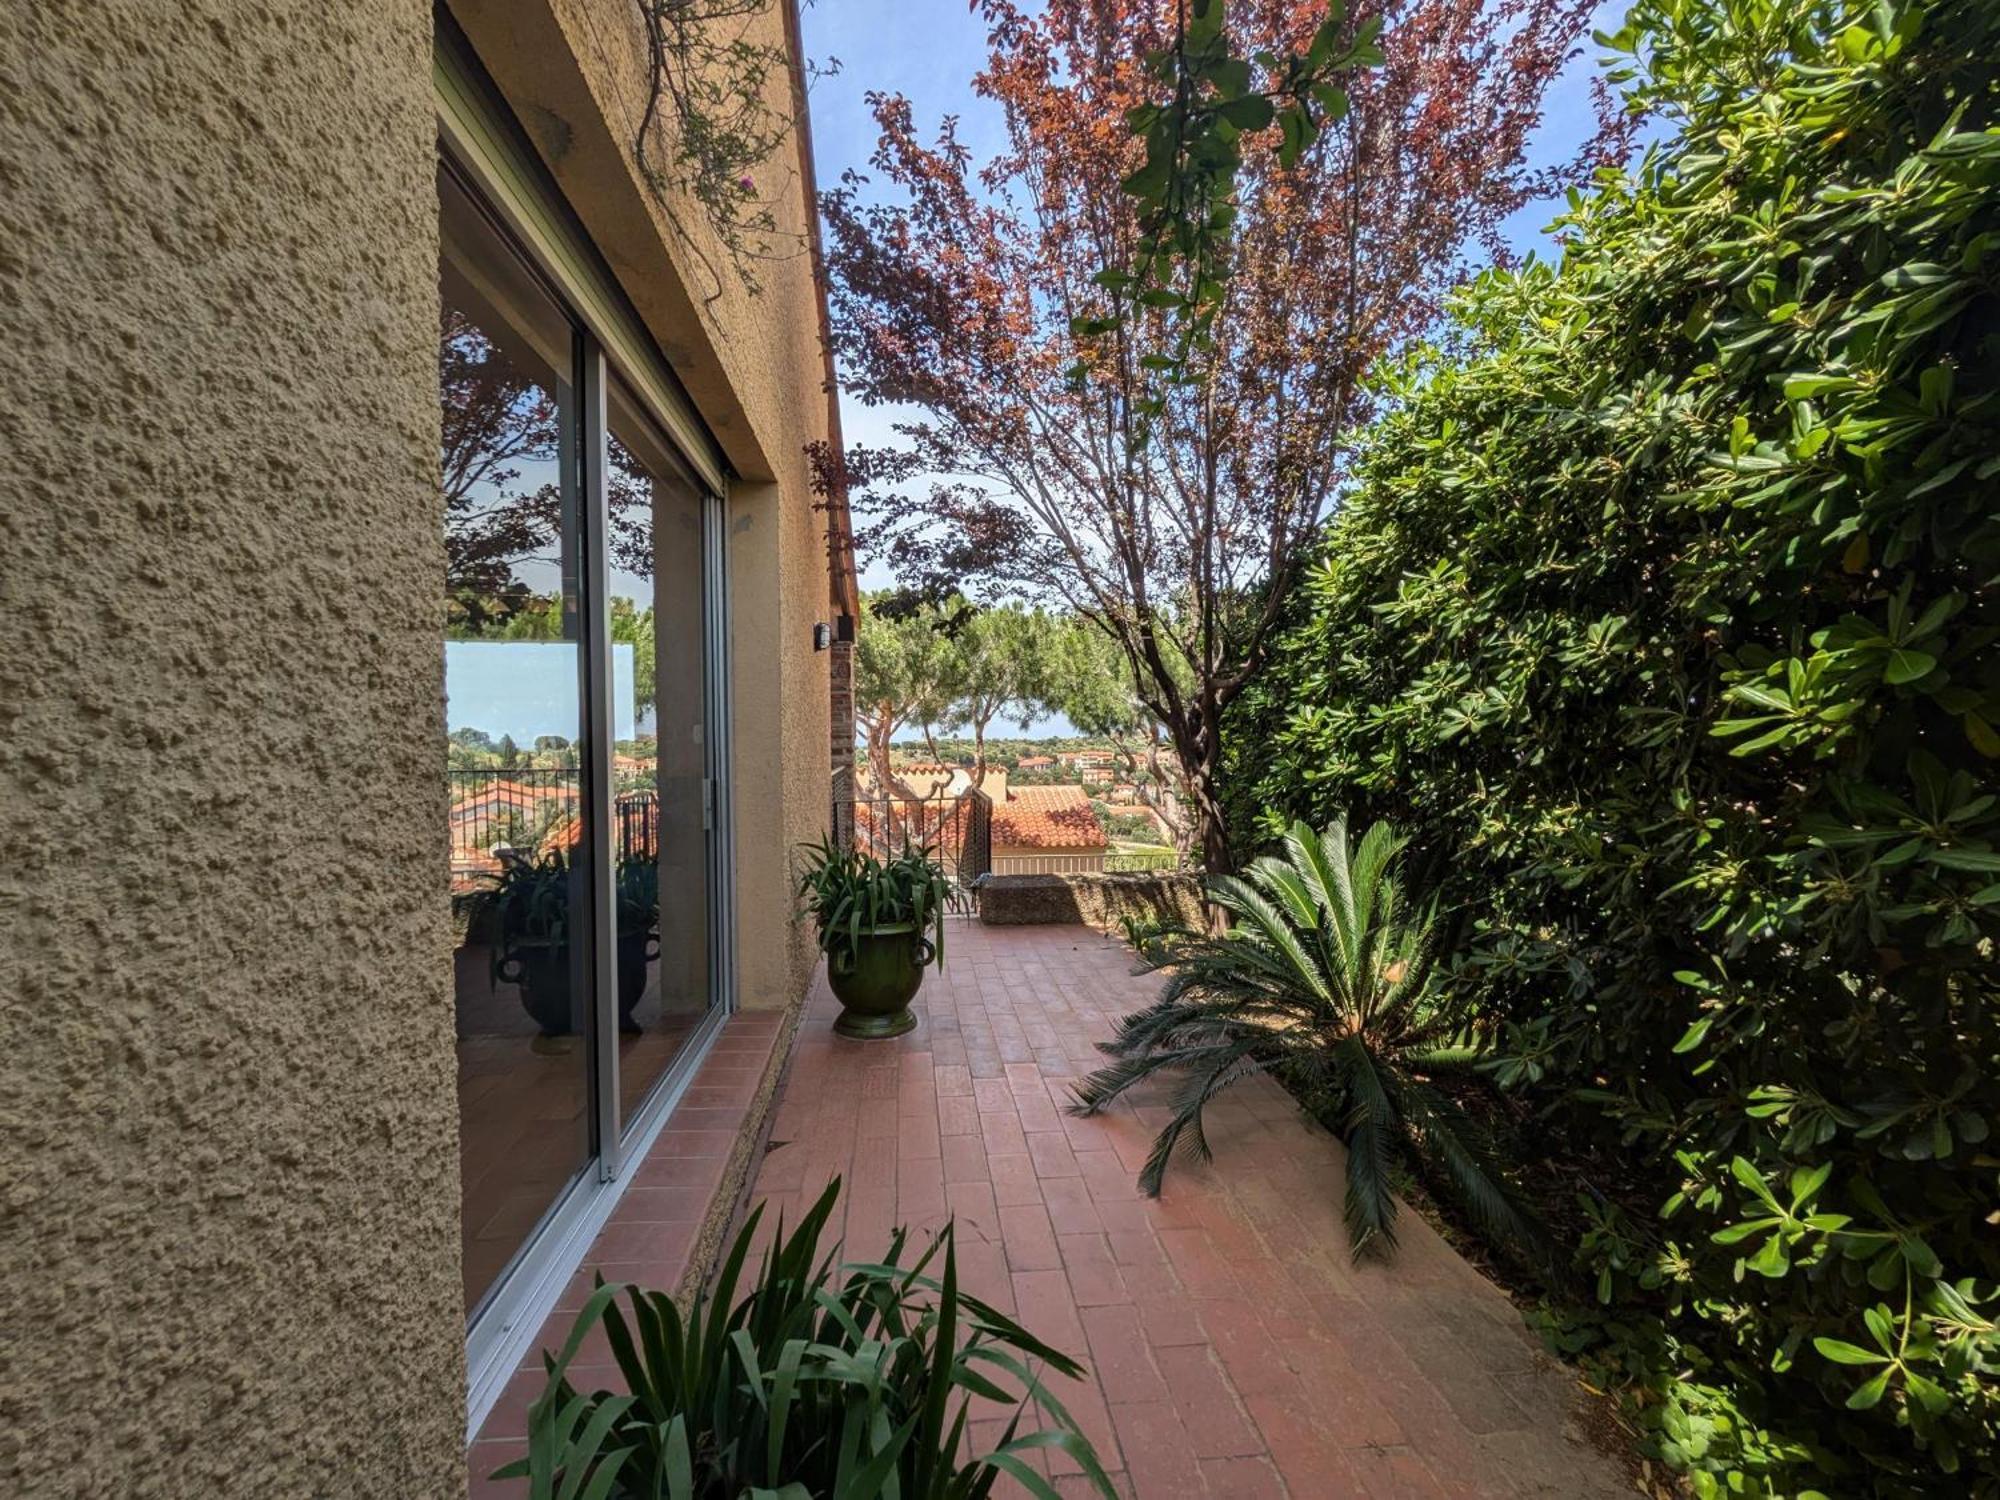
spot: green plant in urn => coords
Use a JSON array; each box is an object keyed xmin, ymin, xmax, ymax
[{"xmin": 797, "ymin": 837, "xmax": 949, "ymax": 1039}]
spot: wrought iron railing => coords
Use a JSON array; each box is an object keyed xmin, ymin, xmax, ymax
[
  {"xmin": 837, "ymin": 788, "xmax": 992, "ymax": 896},
  {"xmin": 448, "ymin": 766, "xmax": 657, "ymax": 867}
]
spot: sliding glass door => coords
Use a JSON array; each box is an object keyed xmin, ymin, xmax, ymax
[
  {"xmin": 437, "ymin": 154, "xmax": 725, "ymax": 1331},
  {"xmin": 606, "ymin": 382, "xmax": 717, "ymax": 1128},
  {"xmin": 440, "ymin": 165, "xmax": 596, "ymax": 1321}
]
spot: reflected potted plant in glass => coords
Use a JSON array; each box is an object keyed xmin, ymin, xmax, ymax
[
  {"xmin": 612, "ymin": 856, "xmax": 661, "ymax": 1032},
  {"xmin": 797, "ymin": 837, "xmax": 949, "ymax": 1039},
  {"xmin": 454, "ymin": 850, "xmax": 660, "ymax": 1037}
]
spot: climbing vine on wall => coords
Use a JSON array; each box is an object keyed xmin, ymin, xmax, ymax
[{"xmin": 632, "ymin": 0, "xmax": 832, "ymax": 298}]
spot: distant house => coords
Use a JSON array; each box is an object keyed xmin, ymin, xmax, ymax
[
  {"xmin": 447, "ymin": 779, "xmax": 574, "ymax": 881},
  {"xmin": 1015, "ymin": 754, "xmax": 1056, "ymax": 771},
  {"xmin": 851, "ymin": 795, "xmax": 962, "ymax": 863},
  {"xmin": 852, "ymin": 766, "xmax": 1109, "ymax": 876},
  {"xmin": 449, "ymin": 779, "xmax": 569, "ymax": 817},
  {"xmin": 1057, "ymin": 748, "xmax": 1118, "ymax": 784},
  {"xmin": 991, "ymin": 784, "xmax": 1107, "ymax": 874}
]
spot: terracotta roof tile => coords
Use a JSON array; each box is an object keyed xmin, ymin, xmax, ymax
[
  {"xmin": 852, "ymin": 798, "xmax": 963, "ymax": 858},
  {"xmin": 450, "ymin": 782, "xmax": 569, "ymax": 815},
  {"xmin": 991, "ymin": 785, "xmax": 1106, "ymax": 850}
]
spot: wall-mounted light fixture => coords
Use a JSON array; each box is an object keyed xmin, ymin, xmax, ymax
[{"xmin": 812, "ymin": 622, "xmax": 831, "ymax": 652}]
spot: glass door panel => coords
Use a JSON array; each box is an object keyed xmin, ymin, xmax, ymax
[
  {"xmin": 439, "ymin": 163, "xmax": 597, "ymax": 1322},
  {"xmin": 607, "ymin": 377, "xmax": 715, "ymax": 1129}
]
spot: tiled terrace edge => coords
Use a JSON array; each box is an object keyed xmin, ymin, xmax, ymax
[{"xmin": 468, "ymin": 996, "xmax": 802, "ymax": 1495}]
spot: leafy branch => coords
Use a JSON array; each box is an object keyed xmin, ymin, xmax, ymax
[{"xmin": 1072, "ymin": 0, "xmax": 1383, "ymax": 434}]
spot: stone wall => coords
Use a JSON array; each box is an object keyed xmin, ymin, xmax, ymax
[{"xmin": 976, "ymin": 872, "xmax": 1208, "ymax": 932}]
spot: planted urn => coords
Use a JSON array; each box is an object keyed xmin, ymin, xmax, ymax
[
  {"xmin": 453, "ymin": 850, "xmax": 660, "ymax": 1037},
  {"xmin": 797, "ymin": 836, "xmax": 949, "ymax": 1039}
]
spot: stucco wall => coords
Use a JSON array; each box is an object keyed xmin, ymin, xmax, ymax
[
  {"xmin": 0, "ymin": 3, "xmax": 461, "ymax": 1497},
  {"xmin": 446, "ymin": 0, "xmax": 832, "ymax": 1009}
]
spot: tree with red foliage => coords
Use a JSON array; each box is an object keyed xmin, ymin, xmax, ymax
[{"xmin": 821, "ymin": 0, "xmax": 1626, "ymax": 871}]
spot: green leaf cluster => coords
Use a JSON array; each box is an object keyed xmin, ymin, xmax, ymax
[
  {"xmin": 500, "ymin": 1179, "xmax": 1116, "ymax": 1499},
  {"xmin": 796, "ymin": 837, "xmax": 952, "ymax": 972},
  {"xmin": 1073, "ymin": 0, "xmax": 1380, "ymax": 422},
  {"xmin": 1230, "ymin": 0, "xmax": 2000, "ymax": 1491},
  {"xmin": 1074, "ymin": 816, "xmax": 1548, "ymax": 1268}
]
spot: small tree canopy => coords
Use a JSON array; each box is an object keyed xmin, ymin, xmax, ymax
[{"xmin": 822, "ymin": 0, "xmax": 1621, "ymax": 867}]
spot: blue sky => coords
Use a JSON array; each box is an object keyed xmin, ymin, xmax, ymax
[
  {"xmin": 447, "ymin": 641, "xmax": 640, "ymax": 743},
  {"xmin": 797, "ymin": 0, "xmax": 1629, "ymax": 738}
]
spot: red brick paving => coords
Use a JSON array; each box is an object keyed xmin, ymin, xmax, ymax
[{"xmin": 752, "ymin": 921, "xmax": 1631, "ymax": 1499}]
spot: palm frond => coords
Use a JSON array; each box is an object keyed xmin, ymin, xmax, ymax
[
  {"xmin": 1287, "ymin": 817, "xmax": 1355, "ymax": 977},
  {"xmin": 1400, "ymin": 1045, "xmax": 1485, "ymax": 1077},
  {"xmin": 1070, "ymin": 1053, "xmax": 1178, "ymax": 1115},
  {"xmin": 1398, "ymin": 1080, "xmax": 1551, "ymax": 1267},
  {"xmin": 1346, "ymin": 820, "xmax": 1406, "ymax": 943},
  {"xmin": 1136, "ymin": 1040, "xmax": 1269, "ymax": 1195},
  {"xmin": 1094, "ymin": 984, "xmax": 1280, "ymax": 1057},
  {"xmin": 1094, "ymin": 810, "xmax": 1533, "ymax": 1279},
  {"xmin": 1218, "ymin": 882, "xmax": 1335, "ymax": 1006},
  {"xmin": 1336, "ymin": 1034, "xmax": 1403, "ymax": 1257}
]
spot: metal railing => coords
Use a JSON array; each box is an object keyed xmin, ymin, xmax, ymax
[
  {"xmin": 838, "ymin": 788, "xmax": 992, "ymax": 896},
  {"xmin": 1104, "ymin": 849, "xmax": 1181, "ymax": 873},
  {"xmin": 448, "ymin": 766, "xmax": 658, "ymax": 867}
]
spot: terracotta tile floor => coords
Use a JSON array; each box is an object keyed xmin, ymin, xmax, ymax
[
  {"xmin": 750, "ymin": 921, "xmax": 1633, "ymax": 1499},
  {"xmin": 457, "ymin": 1016, "xmax": 709, "ymax": 1312}
]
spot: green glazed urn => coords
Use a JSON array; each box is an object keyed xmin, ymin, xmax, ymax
[{"xmin": 827, "ymin": 922, "xmax": 934, "ymax": 1039}]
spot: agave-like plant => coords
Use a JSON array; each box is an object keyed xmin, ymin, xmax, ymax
[
  {"xmin": 499, "ymin": 1177, "xmax": 1116, "ymax": 1500},
  {"xmin": 796, "ymin": 835, "xmax": 952, "ymax": 970},
  {"xmin": 1072, "ymin": 815, "xmax": 1544, "ymax": 1261}
]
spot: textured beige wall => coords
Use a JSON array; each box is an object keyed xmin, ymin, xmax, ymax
[
  {"xmin": 0, "ymin": 0, "xmax": 834, "ymax": 1489},
  {"xmin": 447, "ymin": 0, "xmax": 833, "ymax": 1008},
  {"xmin": 0, "ymin": 3, "xmax": 463, "ymax": 1497}
]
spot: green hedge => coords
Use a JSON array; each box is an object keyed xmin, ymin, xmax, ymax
[{"xmin": 1231, "ymin": 0, "xmax": 1999, "ymax": 1492}]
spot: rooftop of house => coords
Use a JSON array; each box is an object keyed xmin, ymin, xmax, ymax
[
  {"xmin": 850, "ymin": 798, "xmax": 959, "ymax": 846},
  {"xmin": 991, "ymin": 783, "xmax": 1107, "ymax": 850},
  {"xmin": 449, "ymin": 782, "xmax": 568, "ymax": 813}
]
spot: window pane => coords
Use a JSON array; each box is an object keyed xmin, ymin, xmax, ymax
[
  {"xmin": 439, "ymin": 164, "xmax": 595, "ymax": 1322},
  {"xmin": 607, "ymin": 377, "xmax": 713, "ymax": 1127}
]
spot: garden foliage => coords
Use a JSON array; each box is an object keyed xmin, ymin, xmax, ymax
[
  {"xmin": 1233, "ymin": 0, "xmax": 1999, "ymax": 1491},
  {"xmin": 1074, "ymin": 816, "xmax": 1547, "ymax": 1263},
  {"xmin": 503, "ymin": 1180, "xmax": 1114, "ymax": 1499}
]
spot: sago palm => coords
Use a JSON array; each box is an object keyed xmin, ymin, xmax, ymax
[{"xmin": 1071, "ymin": 815, "xmax": 1544, "ymax": 1261}]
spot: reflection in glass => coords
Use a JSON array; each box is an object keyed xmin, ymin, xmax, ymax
[
  {"xmin": 608, "ymin": 378, "xmax": 714, "ymax": 1128},
  {"xmin": 439, "ymin": 164, "xmax": 594, "ymax": 1322}
]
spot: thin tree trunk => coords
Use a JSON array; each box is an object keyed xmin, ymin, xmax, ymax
[
  {"xmin": 864, "ymin": 711, "xmax": 924, "ymax": 802},
  {"xmin": 1156, "ymin": 709, "xmax": 1232, "ymax": 877},
  {"xmin": 1187, "ymin": 756, "xmax": 1232, "ymax": 877}
]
